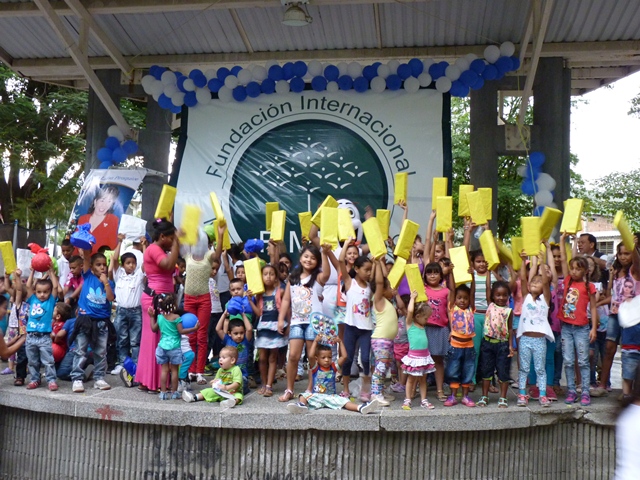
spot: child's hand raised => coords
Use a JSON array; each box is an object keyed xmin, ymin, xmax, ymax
[
  {"xmin": 320, "ymin": 243, "xmax": 333, "ymax": 253},
  {"xmin": 410, "ymin": 290, "xmax": 418, "ymax": 300},
  {"xmin": 14, "ymin": 269, "xmax": 22, "ymax": 278},
  {"xmin": 519, "ymin": 250, "xmax": 528, "ymax": 260},
  {"xmin": 117, "ymin": 233, "xmax": 126, "ymax": 242}
]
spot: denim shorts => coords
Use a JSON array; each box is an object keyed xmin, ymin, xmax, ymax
[
  {"xmin": 606, "ymin": 314, "xmax": 621, "ymax": 343},
  {"xmin": 289, "ymin": 323, "xmax": 317, "ymax": 341},
  {"xmin": 155, "ymin": 346, "xmax": 183, "ymax": 365},
  {"xmin": 621, "ymin": 351, "xmax": 640, "ymax": 380},
  {"xmin": 479, "ymin": 338, "xmax": 511, "ymax": 382}
]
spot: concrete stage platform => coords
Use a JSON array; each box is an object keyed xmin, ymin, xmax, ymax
[{"xmin": 0, "ymin": 373, "xmax": 618, "ymax": 480}]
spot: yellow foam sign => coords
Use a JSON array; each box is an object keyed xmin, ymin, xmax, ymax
[
  {"xmin": 320, "ymin": 207, "xmax": 339, "ymax": 249},
  {"xmin": 458, "ymin": 184, "xmax": 474, "ymax": 217},
  {"xmin": 559, "ymin": 199, "xmax": 584, "ymax": 234},
  {"xmin": 432, "ymin": 177, "xmax": 448, "ymax": 210},
  {"xmin": 539, "ymin": 207, "xmax": 563, "ymax": 240},
  {"xmin": 209, "ymin": 192, "xmax": 224, "ymax": 221},
  {"xmin": 394, "ymin": 172, "xmax": 408, "ymax": 204},
  {"xmin": 479, "ymin": 230, "xmax": 500, "ymax": 270},
  {"xmin": 311, "ymin": 195, "xmax": 338, "ymax": 227},
  {"xmin": 521, "ymin": 217, "xmax": 541, "ymax": 256},
  {"xmin": 0, "ymin": 241, "xmax": 17, "ymax": 274},
  {"xmin": 180, "ymin": 204, "xmax": 201, "ymax": 246},
  {"xmin": 478, "ymin": 187, "xmax": 492, "ymax": 221},
  {"xmin": 213, "ymin": 219, "xmax": 231, "ymax": 250},
  {"xmin": 244, "ymin": 257, "xmax": 265, "ymax": 295},
  {"xmin": 338, "ymin": 208, "xmax": 356, "ymax": 241},
  {"xmin": 466, "ymin": 191, "xmax": 487, "ymax": 226},
  {"xmin": 387, "ymin": 256, "xmax": 407, "ymax": 289},
  {"xmin": 265, "ymin": 202, "xmax": 279, "ymax": 231},
  {"xmin": 511, "ymin": 237, "xmax": 523, "ymax": 271},
  {"xmin": 449, "ymin": 246, "xmax": 473, "ymax": 286},
  {"xmin": 405, "ymin": 264, "xmax": 428, "ymax": 302},
  {"xmin": 298, "ymin": 212, "xmax": 312, "ymax": 239},
  {"xmin": 270, "ymin": 211, "xmax": 286, "ymax": 243},
  {"xmin": 496, "ymin": 239, "xmax": 513, "ymax": 265},
  {"xmin": 394, "ymin": 220, "xmax": 420, "ymax": 260},
  {"xmin": 614, "ymin": 211, "xmax": 635, "ymax": 252},
  {"xmin": 154, "ymin": 184, "xmax": 177, "ymax": 220},
  {"xmin": 436, "ymin": 196, "xmax": 452, "ymax": 232},
  {"xmin": 362, "ymin": 218, "xmax": 387, "ymax": 260},
  {"xmin": 376, "ymin": 209, "xmax": 391, "ymax": 240}
]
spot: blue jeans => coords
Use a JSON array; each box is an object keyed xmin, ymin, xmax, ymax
[
  {"xmin": 56, "ymin": 349, "xmax": 75, "ymax": 380},
  {"xmin": 71, "ymin": 319, "xmax": 108, "ymax": 382},
  {"xmin": 26, "ymin": 334, "xmax": 56, "ymax": 383},
  {"xmin": 590, "ymin": 330, "xmax": 608, "ymax": 386},
  {"xmin": 561, "ymin": 324, "xmax": 591, "ymax": 393},
  {"xmin": 520, "ymin": 336, "xmax": 547, "ymax": 393},
  {"xmin": 179, "ymin": 350, "xmax": 195, "ymax": 379},
  {"xmin": 444, "ymin": 345, "xmax": 476, "ymax": 387},
  {"xmin": 553, "ymin": 331, "xmax": 562, "ymax": 386},
  {"xmin": 528, "ymin": 337, "xmax": 556, "ymax": 387},
  {"xmin": 342, "ymin": 324, "xmax": 372, "ymax": 376},
  {"xmin": 114, "ymin": 306, "xmax": 142, "ymax": 364}
]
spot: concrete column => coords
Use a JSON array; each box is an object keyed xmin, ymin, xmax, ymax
[
  {"xmin": 85, "ymin": 70, "xmax": 122, "ymax": 172},
  {"xmin": 532, "ymin": 58, "xmax": 571, "ymax": 204},
  {"xmin": 138, "ymin": 100, "xmax": 172, "ymax": 226}
]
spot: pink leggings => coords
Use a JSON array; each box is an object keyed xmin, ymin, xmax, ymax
[{"xmin": 184, "ymin": 293, "xmax": 211, "ymax": 374}]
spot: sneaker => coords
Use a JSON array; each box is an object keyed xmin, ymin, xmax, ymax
[
  {"xmin": 196, "ymin": 374, "xmax": 207, "ymax": 385},
  {"xmin": 590, "ymin": 386, "xmax": 608, "ymax": 397},
  {"xmin": 517, "ymin": 394, "xmax": 528, "ymax": 407},
  {"xmin": 93, "ymin": 379, "xmax": 111, "ymax": 390},
  {"xmin": 358, "ymin": 398, "xmax": 381, "ymax": 415},
  {"xmin": 461, "ymin": 396, "xmax": 476, "ymax": 408},
  {"xmin": 182, "ymin": 390, "xmax": 195, "ymax": 403},
  {"xmin": 83, "ymin": 364, "xmax": 94, "ymax": 382},
  {"xmin": 565, "ymin": 390, "xmax": 578, "ymax": 404},
  {"xmin": 110, "ymin": 365, "xmax": 123, "ymax": 375},
  {"xmin": 286, "ymin": 401, "xmax": 308, "ymax": 414},
  {"xmin": 170, "ymin": 391, "xmax": 181, "ymax": 400},
  {"xmin": 401, "ymin": 399, "xmax": 412, "ymax": 410},
  {"xmin": 220, "ymin": 398, "xmax": 236, "ymax": 409},
  {"xmin": 72, "ymin": 380, "xmax": 85, "ymax": 393},
  {"xmin": 158, "ymin": 391, "xmax": 169, "ymax": 400},
  {"xmin": 580, "ymin": 392, "xmax": 591, "ymax": 406},
  {"xmin": 370, "ymin": 394, "xmax": 390, "ymax": 407},
  {"xmin": 390, "ymin": 383, "xmax": 406, "ymax": 393},
  {"xmin": 26, "ymin": 380, "xmax": 41, "ymax": 390},
  {"xmin": 48, "ymin": 381, "xmax": 59, "ymax": 392},
  {"xmin": 119, "ymin": 369, "xmax": 137, "ymax": 388},
  {"xmin": 177, "ymin": 379, "xmax": 187, "ymax": 393},
  {"xmin": 444, "ymin": 395, "xmax": 458, "ymax": 407},
  {"xmin": 546, "ymin": 388, "xmax": 558, "ymax": 401},
  {"xmin": 528, "ymin": 386, "xmax": 540, "ymax": 400},
  {"xmin": 539, "ymin": 396, "xmax": 551, "ymax": 407}
]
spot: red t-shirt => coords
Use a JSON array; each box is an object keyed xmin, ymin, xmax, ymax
[
  {"xmin": 425, "ymin": 285, "xmax": 450, "ymax": 327},
  {"xmin": 559, "ymin": 277, "xmax": 596, "ymax": 327}
]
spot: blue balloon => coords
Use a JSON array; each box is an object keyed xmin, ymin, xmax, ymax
[
  {"xmin": 409, "ymin": 58, "xmax": 424, "ymax": 77},
  {"xmin": 184, "ymin": 91, "xmax": 197, "ymax": 107},
  {"xmin": 246, "ymin": 81, "xmax": 261, "ymax": 98},
  {"xmin": 261, "ymin": 78, "xmax": 276, "ymax": 94},
  {"xmin": 510, "ymin": 56, "xmax": 521, "ymax": 71},
  {"xmin": 170, "ymin": 104, "xmax": 182, "ymax": 114},
  {"xmin": 158, "ymin": 93, "xmax": 173, "ymax": 109},
  {"xmin": 470, "ymin": 76, "xmax": 485, "ymax": 90},
  {"xmin": 353, "ymin": 76, "xmax": 369, "ymax": 93},
  {"xmin": 122, "ymin": 140, "xmax": 138, "ymax": 155},
  {"xmin": 99, "ymin": 161, "xmax": 112, "ymax": 170},
  {"xmin": 397, "ymin": 63, "xmax": 412, "ymax": 80},
  {"xmin": 534, "ymin": 206, "xmax": 545, "ymax": 217},
  {"xmin": 208, "ymin": 78, "xmax": 223, "ymax": 92},
  {"xmin": 283, "ymin": 62, "xmax": 295, "ymax": 80},
  {"xmin": 112, "ymin": 147, "xmax": 127, "ymax": 164},
  {"xmin": 311, "ymin": 76, "xmax": 327, "ymax": 91},
  {"xmin": 372, "ymin": 62, "xmax": 381, "ymax": 69},
  {"xmin": 189, "ymin": 69, "xmax": 203, "ymax": 80},
  {"xmin": 495, "ymin": 69, "xmax": 506, "ymax": 80},
  {"xmin": 177, "ymin": 76, "xmax": 188, "ymax": 92},
  {"xmin": 149, "ymin": 65, "xmax": 160, "ymax": 78},
  {"xmin": 450, "ymin": 80, "xmax": 464, "ymax": 97},
  {"xmin": 458, "ymin": 84, "xmax": 470, "ymax": 97},
  {"xmin": 174, "ymin": 71, "xmax": 183, "ymax": 80},
  {"xmin": 324, "ymin": 65, "xmax": 339, "ymax": 82},
  {"xmin": 97, "ymin": 147, "xmax": 113, "ymax": 163},
  {"xmin": 233, "ymin": 86, "xmax": 247, "ymax": 102},
  {"xmin": 290, "ymin": 77, "xmax": 305, "ymax": 93},
  {"xmin": 523, "ymin": 164, "xmax": 541, "ymax": 180},
  {"xmin": 293, "ymin": 61, "xmax": 308, "ymax": 77},
  {"xmin": 151, "ymin": 65, "xmax": 166, "ymax": 80},
  {"xmin": 105, "ymin": 136, "xmax": 120, "ymax": 150},
  {"xmin": 338, "ymin": 75, "xmax": 353, "ymax": 90},
  {"xmin": 362, "ymin": 65, "xmax": 377, "ymax": 81},
  {"xmin": 181, "ymin": 313, "xmax": 198, "ymax": 329},
  {"xmin": 470, "ymin": 58, "xmax": 486, "ymax": 74},
  {"xmin": 230, "ymin": 66, "xmax": 242, "ymax": 76},
  {"xmin": 193, "ymin": 73, "xmax": 207, "ymax": 88},
  {"xmin": 429, "ymin": 62, "xmax": 448, "ymax": 80},
  {"xmin": 521, "ymin": 178, "xmax": 536, "ymax": 196},
  {"xmin": 482, "ymin": 64, "xmax": 498, "ymax": 80},
  {"xmin": 386, "ymin": 74, "xmax": 401, "ymax": 91},
  {"xmin": 268, "ymin": 65, "xmax": 284, "ymax": 81},
  {"xmin": 529, "ymin": 151, "xmax": 546, "ymax": 168},
  {"xmin": 495, "ymin": 56, "xmax": 513, "ymax": 74},
  {"xmin": 460, "ymin": 70, "xmax": 479, "ymax": 87},
  {"xmin": 217, "ymin": 67, "xmax": 230, "ymax": 82}
]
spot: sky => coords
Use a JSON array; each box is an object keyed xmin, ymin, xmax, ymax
[{"xmin": 571, "ymin": 71, "xmax": 640, "ymax": 182}]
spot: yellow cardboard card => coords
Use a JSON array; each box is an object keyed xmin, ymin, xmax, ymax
[
  {"xmin": 270, "ymin": 210, "xmax": 286, "ymax": 243},
  {"xmin": 466, "ymin": 191, "xmax": 487, "ymax": 225},
  {"xmin": 394, "ymin": 172, "xmax": 408, "ymax": 204},
  {"xmin": 244, "ymin": 257, "xmax": 265, "ymax": 295},
  {"xmin": 432, "ymin": 177, "xmax": 448, "ymax": 210},
  {"xmin": 154, "ymin": 184, "xmax": 177, "ymax": 220},
  {"xmin": 511, "ymin": 237, "xmax": 523, "ymax": 271},
  {"xmin": 479, "ymin": 230, "xmax": 500, "ymax": 270},
  {"xmin": 180, "ymin": 204, "xmax": 201, "ymax": 246},
  {"xmin": 478, "ymin": 188, "xmax": 492, "ymax": 221},
  {"xmin": 265, "ymin": 202, "xmax": 279, "ymax": 231},
  {"xmin": 298, "ymin": 212, "xmax": 312, "ymax": 239},
  {"xmin": 458, "ymin": 184, "xmax": 474, "ymax": 217},
  {"xmin": 496, "ymin": 239, "xmax": 513, "ymax": 265},
  {"xmin": 362, "ymin": 218, "xmax": 387, "ymax": 260},
  {"xmin": 521, "ymin": 217, "xmax": 541, "ymax": 256},
  {"xmin": 565, "ymin": 241, "xmax": 573, "ymax": 262},
  {"xmin": 614, "ymin": 211, "xmax": 635, "ymax": 251},
  {"xmin": 436, "ymin": 196, "xmax": 453, "ymax": 232},
  {"xmin": 213, "ymin": 219, "xmax": 231, "ymax": 250},
  {"xmin": 320, "ymin": 207, "xmax": 339, "ymax": 249},
  {"xmin": 311, "ymin": 195, "xmax": 338, "ymax": 227},
  {"xmin": 449, "ymin": 246, "xmax": 473, "ymax": 286},
  {"xmin": 338, "ymin": 208, "xmax": 356, "ymax": 241},
  {"xmin": 0, "ymin": 241, "xmax": 17, "ymax": 274},
  {"xmin": 394, "ymin": 220, "xmax": 420, "ymax": 260},
  {"xmin": 387, "ymin": 257, "xmax": 407, "ymax": 289},
  {"xmin": 559, "ymin": 199, "xmax": 584, "ymax": 234},
  {"xmin": 209, "ymin": 192, "xmax": 224, "ymax": 221},
  {"xmin": 376, "ymin": 209, "xmax": 391, "ymax": 240},
  {"xmin": 539, "ymin": 207, "xmax": 563, "ymax": 240},
  {"xmin": 405, "ymin": 264, "xmax": 428, "ymax": 302}
]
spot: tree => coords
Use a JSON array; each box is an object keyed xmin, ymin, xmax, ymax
[{"xmin": 582, "ymin": 169, "xmax": 640, "ymax": 231}]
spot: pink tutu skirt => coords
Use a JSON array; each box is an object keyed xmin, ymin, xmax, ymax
[{"xmin": 401, "ymin": 348, "xmax": 436, "ymax": 376}]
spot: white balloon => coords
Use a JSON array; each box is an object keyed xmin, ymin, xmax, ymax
[
  {"xmin": 465, "ymin": 53, "xmax": 478, "ymax": 63},
  {"xmin": 455, "ymin": 57, "xmax": 470, "ymax": 71},
  {"xmin": 224, "ymin": 75, "xmax": 239, "ymax": 89},
  {"xmin": 387, "ymin": 59, "xmax": 400, "ymax": 75},
  {"xmin": 422, "ymin": 58, "xmax": 435, "ymax": 72},
  {"xmin": 149, "ymin": 80, "xmax": 165, "ymax": 96},
  {"xmin": 445, "ymin": 65, "xmax": 461, "ymax": 81},
  {"xmin": 141, "ymin": 74, "xmax": 155, "ymax": 89},
  {"xmin": 484, "ymin": 45, "xmax": 501, "ymax": 63},
  {"xmin": 237, "ymin": 69, "xmax": 253, "ymax": 85},
  {"xmin": 516, "ymin": 165, "xmax": 528, "ymax": 177},
  {"xmin": 370, "ymin": 76, "xmax": 386, "ymax": 93},
  {"xmin": 418, "ymin": 72, "xmax": 432, "ymax": 87},
  {"xmin": 275, "ymin": 80, "xmax": 290, "ymax": 94},
  {"xmin": 347, "ymin": 61, "xmax": 362, "ymax": 78},
  {"xmin": 326, "ymin": 81, "xmax": 339, "ymax": 93},
  {"xmin": 337, "ymin": 62, "xmax": 349, "ymax": 77},
  {"xmin": 435, "ymin": 76, "xmax": 452, "ymax": 92},
  {"xmin": 549, "ymin": 202, "xmax": 558, "ymax": 209},
  {"xmin": 308, "ymin": 60, "xmax": 323, "ymax": 77},
  {"xmin": 161, "ymin": 70, "xmax": 176, "ymax": 86},
  {"xmin": 252, "ymin": 65, "xmax": 268, "ymax": 82},
  {"xmin": 500, "ymin": 41, "xmax": 516, "ymax": 57},
  {"xmin": 152, "ymin": 92, "xmax": 160, "ymax": 102},
  {"xmin": 204, "ymin": 68, "xmax": 217, "ymax": 80},
  {"xmin": 163, "ymin": 84, "xmax": 179, "ymax": 97},
  {"xmin": 107, "ymin": 125, "xmax": 124, "ymax": 142},
  {"xmin": 377, "ymin": 64, "xmax": 390, "ymax": 79},
  {"xmin": 534, "ymin": 190, "xmax": 554, "ymax": 207},
  {"xmin": 218, "ymin": 86, "xmax": 232, "ymax": 103},
  {"xmin": 403, "ymin": 76, "xmax": 420, "ymax": 94},
  {"xmin": 171, "ymin": 92, "xmax": 185, "ymax": 106},
  {"xmin": 195, "ymin": 88, "xmax": 212, "ymax": 105},
  {"xmin": 182, "ymin": 78, "xmax": 196, "ymax": 91},
  {"xmin": 536, "ymin": 173, "xmax": 557, "ymax": 191}
]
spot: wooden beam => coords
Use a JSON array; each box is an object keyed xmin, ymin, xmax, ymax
[
  {"xmin": 518, "ymin": 1, "xmax": 533, "ymax": 66},
  {"xmin": 373, "ymin": 3, "xmax": 383, "ymax": 50},
  {"xmin": 32, "ymin": 0, "xmax": 130, "ymax": 134},
  {"xmin": 571, "ymin": 79, "xmax": 603, "ymax": 89},
  {"xmin": 571, "ymin": 67, "xmax": 631, "ymax": 78},
  {"xmin": 229, "ymin": 9, "xmax": 254, "ymax": 54},
  {"xmin": 78, "ymin": 17, "xmax": 88, "ymax": 57},
  {"xmin": 0, "ymin": 44, "xmax": 13, "ymax": 66}
]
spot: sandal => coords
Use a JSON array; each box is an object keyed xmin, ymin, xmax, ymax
[
  {"xmin": 196, "ymin": 374, "xmax": 207, "ymax": 385},
  {"xmin": 263, "ymin": 385, "xmax": 273, "ymax": 397},
  {"xmin": 421, "ymin": 399, "xmax": 435, "ymax": 410},
  {"xmin": 437, "ymin": 390, "xmax": 447, "ymax": 402},
  {"xmin": 257, "ymin": 386, "xmax": 267, "ymax": 395},
  {"xmin": 498, "ymin": 397, "xmax": 508, "ymax": 408},
  {"xmin": 477, "ymin": 396, "xmax": 489, "ymax": 407},
  {"xmin": 13, "ymin": 378, "xmax": 24, "ymax": 387},
  {"xmin": 278, "ymin": 389, "xmax": 294, "ymax": 402}
]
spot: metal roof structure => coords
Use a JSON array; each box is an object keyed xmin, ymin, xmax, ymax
[{"xmin": 1, "ymin": 0, "xmax": 639, "ymax": 96}]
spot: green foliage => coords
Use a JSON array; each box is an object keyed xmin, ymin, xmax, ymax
[{"xmin": 583, "ymin": 168, "xmax": 640, "ymax": 231}]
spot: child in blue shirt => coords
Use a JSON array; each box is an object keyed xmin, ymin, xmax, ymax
[
  {"xmin": 69, "ymin": 249, "xmax": 115, "ymax": 393},
  {"xmin": 14, "ymin": 266, "xmax": 60, "ymax": 391}
]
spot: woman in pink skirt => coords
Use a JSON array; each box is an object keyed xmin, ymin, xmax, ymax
[{"xmin": 135, "ymin": 218, "xmax": 180, "ymax": 392}]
